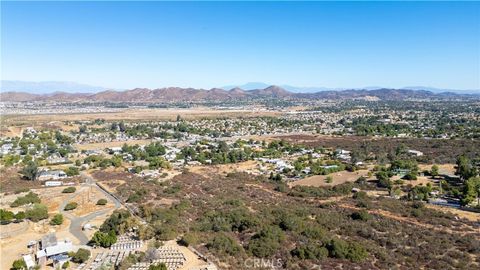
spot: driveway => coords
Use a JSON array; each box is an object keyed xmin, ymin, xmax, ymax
[{"xmin": 58, "ymin": 172, "xmax": 122, "ymax": 244}]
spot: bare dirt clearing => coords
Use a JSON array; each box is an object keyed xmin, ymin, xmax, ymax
[
  {"xmin": 289, "ymin": 169, "xmax": 371, "ymax": 187},
  {"xmin": 2, "ymin": 108, "xmax": 280, "ymax": 126},
  {"xmin": 187, "ymin": 160, "xmax": 259, "ymax": 177}
]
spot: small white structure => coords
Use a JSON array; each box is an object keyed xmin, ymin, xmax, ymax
[
  {"xmin": 407, "ymin": 150, "xmax": 424, "ymax": 157},
  {"xmin": 108, "ymin": 147, "xmax": 123, "ymax": 154},
  {"xmin": 22, "ymin": 254, "xmax": 35, "ymax": 269},
  {"xmin": 45, "ymin": 181, "xmax": 63, "ymax": 187}
]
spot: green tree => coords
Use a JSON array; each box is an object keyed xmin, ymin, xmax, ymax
[
  {"xmin": 65, "ymin": 166, "xmax": 79, "ymax": 176},
  {"xmin": 89, "ymin": 231, "xmax": 117, "ymax": 248},
  {"xmin": 11, "ymin": 258, "xmax": 27, "ymax": 270},
  {"xmin": 21, "ymin": 161, "xmax": 38, "ymax": 180},
  {"xmin": 375, "ymin": 171, "xmax": 392, "ymax": 188},
  {"xmin": 430, "ymin": 164, "xmax": 439, "ymax": 178},
  {"xmin": 456, "ymin": 155, "xmax": 478, "ymax": 180},
  {"xmin": 461, "ymin": 177, "xmax": 480, "ymax": 206},
  {"xmin": 71, "ymin": 248, "xmax": 91, "ymax": 263}
]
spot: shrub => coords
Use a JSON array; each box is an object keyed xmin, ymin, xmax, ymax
[
  {"xmin": 10, "ymin": 192, "xmax": 41, "ymax": 207},
  {"xmin": 14, "ymin": 188, "xmax": 30, "ymax": 194},
  {"xmin": 164, "ymin": 183, "xmax": 182, "ymax": 194},
  {"xmin": 154, "ymin": 225, "xmax": 178, "ymax": 241},
  {"xmin": 96, "ymin": 199, "xmax": 108, "ymax": 205},
  {"xmin": 206, "ymin": 233, "xmax": 241, "ymax": 256},
  {"xmin": 327, "ymin": 238, "xmax": 368, "ymax": 262},
  {"xmin": 14, "ymin": 211, "xmax": 26, "ymax": 221},
  {"xmin": 351, "ymin": 210, "xmax": 371, "ymax": 221},
  {"xmin": 71, "ymin": 248, "xmax": 91, "ymax": 263},
  {"xmin": 353, "ymin": 191, "xmax": 368, "ymax": 200},
  {"xmin": 178, "ymin": 232, "xmax": 198, "ymax": 247},
  {"xmin": 64, "ymin": 202, "xmax": 78, "ymax": 211},
  {"xmin": 247, "ymin": 226, "xmax": 285, "ymax": 258},
  {"xmin": 25, "ymin": 204, "xmax": 49, "ymax": 222},
  {"xmin": 355, "ymin": 176, "xmax": 367, "ymax": 184},
  {"xmin": 291, "ymin": 244, "xmax": 328, "ymax": 259},
  {"xmin": 325, "ymin": 176, "xmax": 333, "ymax": 183},
  {"xmin": 50, "ymin": 214, "xmax": 64, "ymax": 225},
  {"xmin": 62, "ymin": 187, "xmax": 76, "ymax": 193},
  {"xmin": 149, "ymin": 263, "xmax": 167, "ymax": 270},
  {"xmin": 0, "ymin": 209, "xmax": 15, "ymax": 224},
  {"xmin": 274, "ymin": 183, "xmax": 288, "ymax": 193},
  {"xmin": 301, "ymin": 226, "xmax": 327, "ymax": 241}
]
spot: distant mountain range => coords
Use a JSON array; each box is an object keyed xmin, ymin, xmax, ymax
[
  {"xmin": 222, "ymin": 82, "xmax": 480, "ymax": 94},
  {"xmin": 1, "ymin": 84, "xmax": 478, "ymax": 103},
  {"xmin": 0, "ymin": 80, "xmax": 108, "ymax": 94},
  {"xmin": 2, "ymin": 80, "xmax": 478, "ymax": 95}
]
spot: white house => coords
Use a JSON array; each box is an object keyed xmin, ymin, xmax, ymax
[
  {"xmin": 46, "ymin": 154, "xmax": 69, "ymax": 164},
  {"xmin": 35, "ymin": 234, "xmax": 73, "ymax": 266},
  {"xmin": 36, "ymin": 170, "xmax": 67, "ymax": 181}
]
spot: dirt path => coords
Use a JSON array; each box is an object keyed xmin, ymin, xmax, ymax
[
  {"xmin": 244, "ymin": 183, "xmax": 280, "ymax": 197},
  {"xmin": 339, "ymin": 203, "xmax": 479, "ymax": 236}
]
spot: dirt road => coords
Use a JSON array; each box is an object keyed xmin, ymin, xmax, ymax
[{"xmin": 59, "ymin": 172, "xmax": 122, "ymax": 244}]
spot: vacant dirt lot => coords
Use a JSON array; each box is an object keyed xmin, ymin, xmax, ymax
[
  {"xmin": 289, "ymin": 169, "xmax": 371, "ymax": 187},
  {"xmin": 188, "ymin": 160, "xmax": 260, "ymax": 177},
  {"xmin": 0, "ymin": 167, "xmax": 43, "ymax": 194},
  {"xmin": 2, "ymin": 108, "xmax": 279, "ymax": 126}
]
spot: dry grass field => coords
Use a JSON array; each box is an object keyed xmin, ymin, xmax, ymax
[
  {"xmin": 187, "ymin": 160, "xmax": 259, "ymax": 177},
  {"xmin": 289, "ymin": 169, "xmax": 371, "ymax": 187},
  {"xmin": 1, "ymin": 108, "xmax": 280, "ymax": 126}
]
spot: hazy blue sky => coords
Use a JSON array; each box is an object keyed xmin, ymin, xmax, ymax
[{"xmin": 2, "ymin": 1, "xmax": 479, "ymax": 90}]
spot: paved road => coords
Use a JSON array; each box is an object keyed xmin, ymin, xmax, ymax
[{"xmin": 59, "ymin": 172, "xmax": 122, "ymax": 244}]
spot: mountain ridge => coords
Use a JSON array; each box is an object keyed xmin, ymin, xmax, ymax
[{"xmin": 1, "ymin": 86, "xmax": 477, "ymax": 103}]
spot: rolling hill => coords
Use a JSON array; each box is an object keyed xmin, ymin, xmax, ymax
[{"xmin": 0, "ymin": 86, "xmax": 474, "ymax": 103}]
